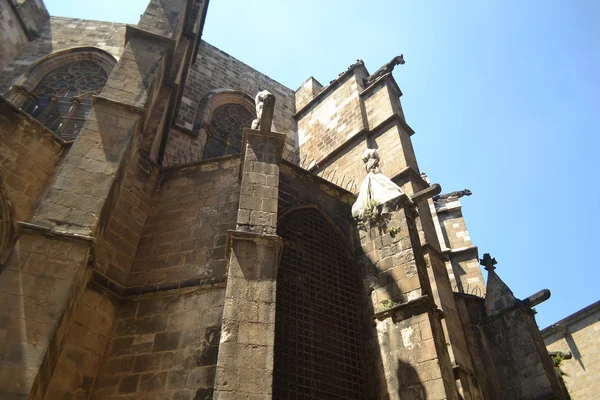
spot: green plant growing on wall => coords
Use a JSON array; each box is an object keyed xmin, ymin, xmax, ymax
[
  {"xmin": 551, "ymin": 353, "xmax": 569, "ymax": 377},
  {"xmin": 381, "ymin": 298, "xmax": 401, "ymax": 310},
  {"xmin": 363, "ymin": 199, "xmax": 379, "ymax": 222},
  {"xmin": 388, "ymin": 226, "xmax": 400, "ymax": 237}
]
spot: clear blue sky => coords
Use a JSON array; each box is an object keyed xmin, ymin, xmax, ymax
[{"xmin": 44, "ymin": 0, "xmax": 600, "ymax": 328}]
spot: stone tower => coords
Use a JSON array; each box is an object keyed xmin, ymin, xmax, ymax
[{"xmin": 0, "ymin": 0, "xmax": 569, "ymax": 399}]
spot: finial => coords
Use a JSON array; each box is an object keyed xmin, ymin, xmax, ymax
[{"xmin": 480, "ymin": 253, "xmax": 497, "ymax": 271}]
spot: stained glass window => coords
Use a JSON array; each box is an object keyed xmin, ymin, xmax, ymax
[
  {"xmin": 203, "ymin": 103, "xmax": 254, "ymax": 159},
  {"xmin": 22, "ymin": 60, "xmax": 109, "ymax": 141}
]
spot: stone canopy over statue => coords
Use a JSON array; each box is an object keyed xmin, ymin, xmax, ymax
[{"xmin": 351, "ymin": 149, "xmax": 405, "ymax": 220}]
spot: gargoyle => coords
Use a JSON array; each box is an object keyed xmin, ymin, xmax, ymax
[
  {"xmin": 433, "ymin": 189, "xmax": 472, "ymax": 202},
  {"xmin": 365, "ymin": 54, "xmax": 405, "ymax": 85}
]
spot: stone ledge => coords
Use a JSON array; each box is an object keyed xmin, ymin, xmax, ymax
[
  {"xmin": 374, "ymin": 294, "xmax": 442, "ymax": 321},
  {"xmin": 0, "ymin": 95, "xmax": 72, "ymax": 147},
  {"xmin": 124, "ymin": 24, "xmax": 177, "ymax": 48},
  {"xmin": 434, "ymin": 200, "xmax": 463, "ymax": 213},
  {"xmin": 226, "ymin": 229, "xmax": 284, "ymax": 262},
  {"xmin": 94, "ymin": 95, "xmax": 146, "ymax": 117},
  {"xmin": 442, "ymin": 245, "xmax": 479, "ymax": 257},
  {"xmin": 306, "ymin": 115, "xmax": 417, "ymax": 180},
  {"xmin": 159, "ymin": 152, "xmax": 239, "ymax": 174},
  {"xmin": 91, "ymin": 269, "xmax": 227, "ymax": 299},
  {"xmin": 359, "ymin": 71, "xmax": 403, "ymax": 100},
  {"xmin": 18, "ymin": 221, "xmax": 95, "ymax": 243}
]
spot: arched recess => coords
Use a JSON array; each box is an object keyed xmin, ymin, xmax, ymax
[
  {"xmin": 273, "ymin": 206, "xmax": 369, "ymax": 399},
  {"xmin": 193, "ymin": 89, "xmax": 256, "ymax": 160},
  {"xmin": 7, "ymin": 47, "xmax": 117, "ymax": 141},
  {"xmin": 0, "ymin": 180, "xmax": 16, "ymax": 266}
]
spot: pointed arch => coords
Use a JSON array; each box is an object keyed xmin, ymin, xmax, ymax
[
  {"xmin": 7, "ymin": 47, "xmax": 117, "ymax": 141},
  {"xmin": 11, "ymin": 46, "xmax": 117, "ymax": 92},
  {"xmin": 273, "ymin": 206, "xmax": 369, "ymax": 399},
  {"xmin": 193, "ymin": 89, "xmax": 256, "ymax": 160}
]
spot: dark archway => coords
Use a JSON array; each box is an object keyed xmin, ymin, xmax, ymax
[{"xmin": 273, "ymin": 207, "xmax": 369, "ymax": 399}]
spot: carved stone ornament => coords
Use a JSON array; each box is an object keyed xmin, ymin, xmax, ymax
[
  {"xmin": 251, "ymin": 90, "xmax": 274, "ymax": 131},
  {"xmin": 351, "ymin": 149, "xmax": 404, "ymax": 220}
]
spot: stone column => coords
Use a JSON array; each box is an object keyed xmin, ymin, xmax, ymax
[
  {"xmin": 358, "ymin": 197, "xmax": 459, "ymax": 400},
  {"xmin": 213, "ymin": 127, "xmax": 285, "ymax": 399}
]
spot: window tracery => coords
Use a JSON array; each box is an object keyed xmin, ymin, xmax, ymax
[
  {"xmin": 203, "ymin": 103, "xmax": 254, "ymax": 159},
  {"xmin": 22, "ymin": 60, "xmax": 109, "ymax": 141}
]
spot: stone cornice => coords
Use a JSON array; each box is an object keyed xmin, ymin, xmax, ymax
[
  {"xmin": 359, "ymin": 71, "xmax": 403, "ymax": 99},
  {"xmin": 541, "ymin": 300, "xmax": 600, "ymax": 338},
  {"xmin": 306, "ymin": 113, "xmax": 415, "ymax": 178}
]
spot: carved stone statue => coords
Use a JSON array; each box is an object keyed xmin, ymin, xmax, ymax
[
  {"xmin": 351, "ymin": 149, "xmax": 405, "ymax": 220},
  {"xmin": 366, "ymin": 55, "xmax": 405, "ymax": 85},
  {"xmin": 433, "ymin": 189, "xmax": 472, "ymax": 202},
  {"xmin": 251, "ymin": 90, "xmax": 275, "ymax": 131}
]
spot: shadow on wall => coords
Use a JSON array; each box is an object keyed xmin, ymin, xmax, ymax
[
  {"xmin": 564, "ymin": 333, "xmax": 585, "ymax": 371},
  {"xmin": 397, "ymin": 358, "xmax": 427, "ymax": 400}
]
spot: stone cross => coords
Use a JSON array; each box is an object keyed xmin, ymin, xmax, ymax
[
  {"xmin": 480, "ymin": 253, "xmax": 497, "ymax": 271},
  {"xmin": 251, "ymin": 90, "xmax": 275, "ymax": 132}
]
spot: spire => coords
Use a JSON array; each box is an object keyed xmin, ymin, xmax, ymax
[{"xmin": 481, "ymin": 253, "xmax": 520, "ymax": 316}]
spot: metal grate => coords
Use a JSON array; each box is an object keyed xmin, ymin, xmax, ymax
[{"xmin": 274, "ymin": 208, "xmax": 369, "ymax": 399}]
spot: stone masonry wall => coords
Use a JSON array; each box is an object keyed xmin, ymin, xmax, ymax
[
  {"xmin": 44, "ymin": 286, "xmax": 118, "ymax": 399},
  {"xmin": 544, "ymin": 302, "xmax": 600, "ymax": 400},
  {"xmin": 436, "ymin": 204, "xmax": 473, "ymax": 250},
  {"xmin": 1, "ymin": 0, "xmax": 27, "ymax": 73},
  {"xmin": 314, "ymin": 123, "xmax": 415, "ymax": 194},
  {"xmin": 0, "ymin": 0, "xmax": 48, "ymax": 72},
  {"xmin": 296, "ymin": 71, "xmax": 367, "ymax": 167},
  {"xmin": 175, "ymin": 40, "xmax": 297, "ymax": 154},
  {"xmin": 1, "ymin": 16, "xmax": 126, "ymax": 93},
  {"xmin": 127, "ymin": 156, "xmax": 240, "ymax": 294},
  {"xmin": 94, "ymin": 148, "xmax": 157, "ymax": 293},
  {"xmin": 91, "ymin": 287, "xmax": 224, "ymax": 399},
  {"xmin": 485, "ymin": 307, "xmax": 560, "ymax": 399},
  {"xmin": 278, "ymin": 162, "xmax": 355, "ymax": 232},
  {"xmin": 0, "ymin": 230, "xmax": 90, "ymax": 399},
  {"xmin": 0, "ymin": 98, "xmax": 65, "ymax": 221}
]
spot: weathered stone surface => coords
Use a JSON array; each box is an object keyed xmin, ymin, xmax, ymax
[
  {"xmin": 1, "ymin": 16, "xmax": 125, "ymax": 94},
  {"xmin": 543, "ymin": 301, "xmax": 600, "ymax": 400}
]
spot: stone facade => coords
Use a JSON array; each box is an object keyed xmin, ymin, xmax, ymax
[
  {"xmin": 0, "ymin": 0, "xmax": 588, "ymax": 398},
  {"xmin": 0, "ymin": 0, "xmax": 48, "ymax": 74},
  {"xmin": 543, "ymin": 301, "xmax": 600, "ymax": 400}
]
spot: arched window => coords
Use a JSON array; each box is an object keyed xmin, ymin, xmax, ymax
[
  {"xmin": 273, "ymin": 208, "xmax": 369, "ymax": 399},
  {"xmin": 203, "ymin": 103, "xmax": 254, "ymax": 159},
  {"xmin": 21, "ymin": 60, "xmax": 109, "ymax": 141}
]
